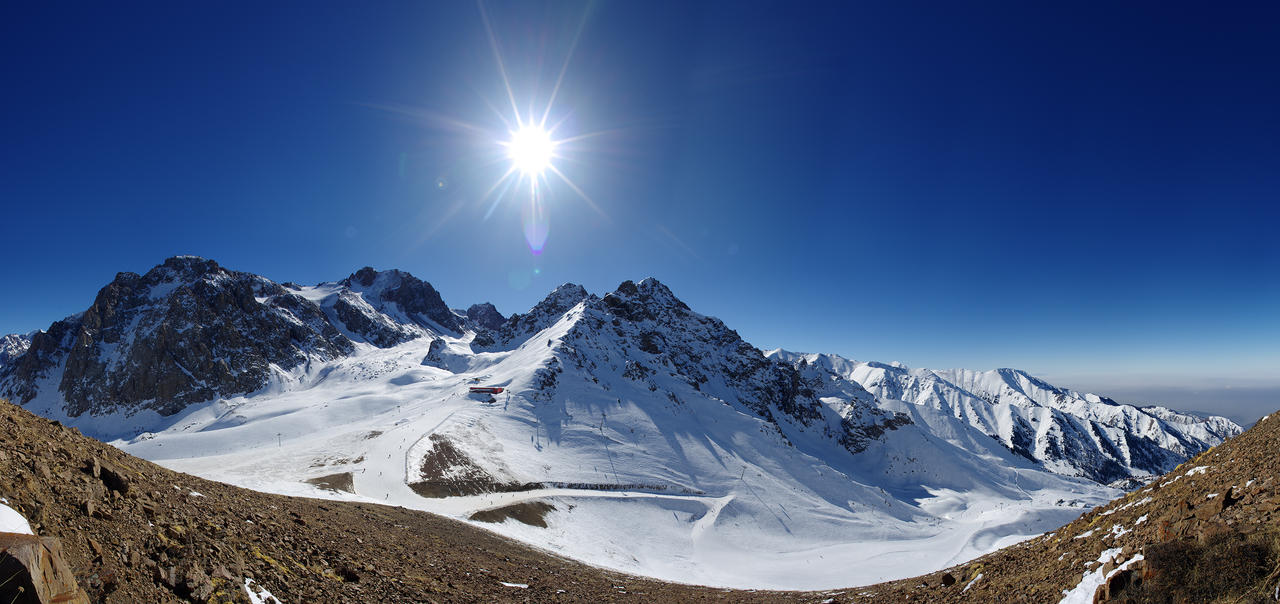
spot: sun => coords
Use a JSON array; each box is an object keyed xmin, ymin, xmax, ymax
[{"xmin": 504, "ymin": 125, "xmax": 556, "ymax": 176}]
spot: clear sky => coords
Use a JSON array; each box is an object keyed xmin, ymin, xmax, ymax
[{"xmin": 2, "ymin": 2, "xmax": 1277, "ymax": 423}]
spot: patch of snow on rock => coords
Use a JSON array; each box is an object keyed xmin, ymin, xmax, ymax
[
  {"xmin": 1059, "ymin": 553, "xmax": 1144, "ymax": 604},
  {"xmin": 243, "ymin": 578, "xmax": 283, "ymax": 604}
]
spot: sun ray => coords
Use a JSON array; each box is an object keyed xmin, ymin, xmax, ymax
[
  {"xmin": 539, "ymin": 8, "xmax": 591, "ymax": 129},
  {"xmin": 356, "ymin": 102, "xmax": 495, "ymax": 137},
  {"xmin": 552, "ymin": 129, "xmax": 624, "ymax": 146},
  {"xmin": 474, "ymin": 92, "xmax": 516, "ymax": 132},
  {"xmin": 479, "ymin": 165, "xmax": 518, "ymax": 208},
  {"xmin": 544, "ymin": 106, "xmax": 581, "ymax": 138},
  {"xmin": 548, "ymin": 164, "xmax": 609, "ymax": 221},
  {"xmin": 477, "ymin": 1, "xmax": 523, "ymax": 129},
  {"xmin": 483, "ymin": 171, "xmax": 521, "ymax": 221}
]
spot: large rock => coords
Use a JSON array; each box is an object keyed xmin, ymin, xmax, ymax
[{"xmin": 0, "ymin": 532, "xmax": 90, "ymax": 604}]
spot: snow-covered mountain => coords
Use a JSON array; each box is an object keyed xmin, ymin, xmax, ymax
[
  {"xmin": 0, "ymin": 332, "xmax": 32, "ymax": 367},
  {"xmin": 0, "ymin": 257, "xmax": 1242, "ymax": 589},
  {"xmin": 766, "ymin": 351, "xmax": 1241, "ymax": 487}
]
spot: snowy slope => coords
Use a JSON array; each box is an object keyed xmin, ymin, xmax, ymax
[
  {"xmin": 0, "ymin": 258, "xmax": 1240, "ymax": 589},
  {"xmin": 766, "ymin": 351, "xmax": 1241, "ymax": 486},
  {"xmin": 110, "ymin": 283, "xmax": 1115, "ymax": 589}
]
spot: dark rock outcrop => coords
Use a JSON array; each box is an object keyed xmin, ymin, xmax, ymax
[
  {"xmin": 342, "ymin": 267, "xmax": 462, "ymax": 334},
  {"xmin": 464, "ymin": 303, "xmax": 506, "ymax": 332},
  {"xmin": 2, "ymin": 257, "xmax": 355, "ymax": 416},
  {"xmin": 0, "ymin": 258, "xmax": 466, "ymax": 419}
]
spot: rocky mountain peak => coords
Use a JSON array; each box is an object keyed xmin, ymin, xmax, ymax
[
  {"xmin": 601, "ymin": 278, "xmax": 692, "ymax": 323},
  {"xmin": 0, "ymin": 259, "xmax": 485, "ymax": 418},
  {"xmin": 349, "ymin": 266, "xmax": 380, "ymax": 287},
  {"xmin": 339, "ymin": 267, "xmax": 461, "ymax": 333},
  {"xmin": 0, "ymin": 258, "xmax": 353, "ymax": 417},
  {"xmin": 471, "ymin": 284, "xmax": 593, "ymax": 351},
  {"xmin": 552, "ymin": 278, "xmax": 845, "ymax": 434},
  {"xmin": 539, "ymin": 283, "xmax": 591, "ymax": 313},
  {"xmin": 150, "ymin": 255, "xmax": 224, "ymax": 280},
  {"xmin": 464, "ymin": 303, "xmax": 506, "ymax": 331}
]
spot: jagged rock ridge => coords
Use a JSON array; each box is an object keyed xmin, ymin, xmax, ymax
[{"xmin": 767, "ymin": 350, "xmax": 1241, "ymax": 484}]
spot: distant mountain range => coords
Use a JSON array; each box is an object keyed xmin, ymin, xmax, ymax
[
  {"xmin": 766, "ymin": 351, "xmax": 1239, "ymax": 486},
  {"xmin": 0, "ymin": 256, "xmax": 1244, "ymax": 588}
]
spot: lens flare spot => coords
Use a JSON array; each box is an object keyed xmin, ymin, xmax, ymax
[{"xmin": 521, "ymin": 196, "xmax": 549, "ymax": 255}]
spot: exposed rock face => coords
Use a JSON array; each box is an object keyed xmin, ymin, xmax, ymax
[
  {"xmin": 1, "ymin": 257, "xmax": 354, "ymax": 417},
  {"xmin": 340, "ymin": 267, "xmax": 462, "ymax": 335},
  {"xmin": 1, "ymin": 322, "xmax": 75, "ymax": 406},
  {"xmin": 464, "ymin": 303, "xmax": 506, "ymax": 332},
  {"xmin": 0, "ymin": 258, "xmax": 466, "ymax": 418},
  {"xmin": 421, "ymin": 338, "xmax": 449, "ymax": 370},
  {"xmin": 325, "ymin": 268, "xmax": 464, "ymax": 348}
]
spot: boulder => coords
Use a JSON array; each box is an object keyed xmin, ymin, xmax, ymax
[{"xmin": 0, "ymin": 532, "xmax": 90, "ymax": 604}]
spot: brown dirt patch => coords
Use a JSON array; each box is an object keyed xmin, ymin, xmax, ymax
[
  {"xmin": 305, "ymin": 472, "xmax": 354, "ymax": 493},
  {"xmin": 469, "ymin": 502, "xmax": 557, "ymax": 528},
  {"xmin": 407, "ymin": 435, "xmax": 519, "ymax": 498}
]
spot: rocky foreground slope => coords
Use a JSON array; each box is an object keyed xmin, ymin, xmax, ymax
[{"xmin": 3, "ymin": 395, "xmax": 1278, "ymax": 603}]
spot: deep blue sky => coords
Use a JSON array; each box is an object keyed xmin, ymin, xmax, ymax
[{"xmin": 2, "ymin": 2, "xmax": 1277, "ymax": 422}]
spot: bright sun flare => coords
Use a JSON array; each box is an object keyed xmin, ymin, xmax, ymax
[{"xmin": 505, "ymin": 125, "xmax": 555, "ymax": 175}]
